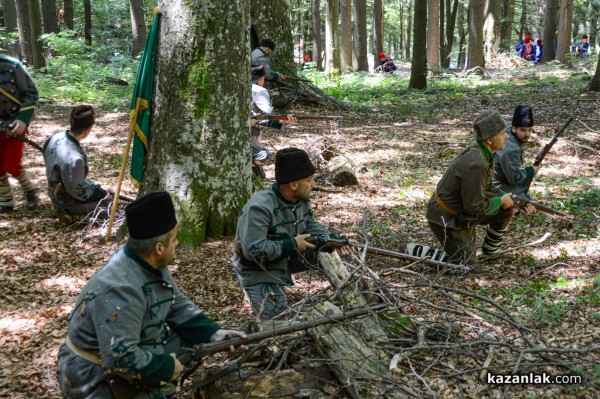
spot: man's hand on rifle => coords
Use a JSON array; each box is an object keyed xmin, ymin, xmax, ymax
[
  {"xmin": 295, "ymin": 233, "xmax": 316, "ymax": 253},
  {"xmin": 335, "ymin": 240, "xmax": 358, "ymax": 257},
  {"xmin": 170, "ymin": 353, "xmax": 184, "ymax": 382},
  {"xmin": 500, "ymin": 193, "xmax": 514, "ymax": 209},
  {"xmin": 278, "ymin": 74, "xmax": 286, "ymax": 81},
  {"xmin": 209, "ymin": 329, "xmax": 248, "ymax": 352},
  {"xmin": 280, "ymin": 114, "xmax": 297, "ymax": 124},
  {"xmin": 519, "ymin": 202, "xmax": 536, "ymax": 216},
  {"xmin": 8, "ymin": 120, "xmax": 26, "ymax": 137}
]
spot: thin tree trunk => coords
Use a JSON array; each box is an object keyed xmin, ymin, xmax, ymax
[
  {"xmin": 15, "ymin": 0, "xmax": 33, "ymax": 63},
  {"xmin": 483, "ymin": 0, "xmax": 498, "ymax": 62},
  {"xmin": 399, "ymin": 1, "xmax": 405, "ymax": 60},
  {"xmin": 339, "ymin": 0, "xmax": 352, "ymax": 73},
  {"xmin": 555, "ymin": 0, "xmax": 573, "ymax": 64},
  {"xmin": 440, "ymin": 0, "xmax": 445, "ymax": 64},
  {"xmin": 40, "ymin": 0, "xmax": 59, "ymax": 33},
  {"xmin": 83, "ymin": 0, "xmax": 91, "ymax": 45},
  {"xmin": 492, "ymin": 0, "xmax": 502, "ymax": 54},
  {"xmin": 373, "ymin": 0, "xmax": 384, "ymax": 68},
  {"xmin": 442, "ymin": 0, "xmax": 458, "ymax": 68},
  {"xmin": 1, "ymin": 0, "xmax": 20, "ymax": 57},
  {"xmin": 542, "ymin": 0, "xmax": 558, "ymax": 61},
  {"xmin": 129, "ymin": 0, "xmax": 147, "ymax": 56},
  {"xmin": 146, "ymin": 0, "xmax": 251, "ymax": 245},
  {"xmin": 467, "ymin": 0, "xmax": 485, "ymax": 69},
  {"xmin": 62, "ymin": 0, "xmax": 72, "ymax": 29},
  {"xmin": 325, "ymin": 0, "xmax": 340, "ymax": 73},
  {"xmin": 311, "ymin": 0, "xmax": 323, "ymax": 71},
  {"xmin": 588, "ymin": 50, "xmax": 600, "ymax": 91},
  {"xmin": 518, "ymin": 0, "xmax": 526, "ymax": 38},
  {"xmin": 500, "ymin": 0, "xmax": 514, "ymax": 51},
  {"xmin": 409, "ymin": 0, "xmax": 427, "ymax": 89},
  {"xmin": 427, "ymin": 0, "xmax": 440, "ymax": 74},
  {"xmin": 28, "ymin": 0, "xmax": 45, "ymax": 67},
  {"xmin": 457, "ymin": 0, "xmax": 467, "ymax": 67},
  {"xmin": 352, "ymin": 0, "xmax": 368, "ymax": 71},
  {"xmin": 406, "ymin": 0, "xmax": 412, "ymax": 60}
]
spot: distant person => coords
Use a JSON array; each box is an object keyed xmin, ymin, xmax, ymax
[
  {"xmin": 301, "ymin": 54, "xmax": 311, "ymax": 69},
  {"xmin": 518, "ymin": 35, "xmax": 536, "ymax": 61},
  {"xmin": 43, "ymin": 105, "xmax": 111, "ymax": 224},
  {"xmin": 493, "ymin": 105, "xmax": 539, "ymax": 199},
  {"xmin": 574, "ymin": 35, "xmax": 590, "ymax": 56},
  {"xmin": 378, "ymin": 52, "xmax": 397, "ymax": 73},
  {"xmin": 0, "ymin": 53, "xmax": 39, "ymax": 213},
  {"xmin": 251, "ymin": 39, "xmax": 286, "ymax": 82},
  {"xmin": 535, "ymin": 38, "xmax": 543, "ymax": 64}
]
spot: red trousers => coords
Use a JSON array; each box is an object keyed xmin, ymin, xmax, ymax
[{"xmin": 0, "ymin": 134, "xmax": 25, "ymax": 177}]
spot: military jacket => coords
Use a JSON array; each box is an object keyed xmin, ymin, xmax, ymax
[
  {"xmin": 62, "ymin": 245, "xmax": 220, "ymax": 388},
  {"xmin": 251, "ymin": 47, "xmax": 280, "ymax": 81},
  {"xmin": 251, "ymin": 83, "xmax": 281, "ymax": 132},
  {"xmin": 43, "ymin": 131, "xmax": 107, "ymax": 214},
  {"xmin": 233, "ymin": 183, "xmax": 331, "ymax": 287},
  {"xmin": 426, "ymin": 141, "xmax": 505, "ymax": 229},
  {"xmin": 0, "ymin": 55, "xmax": 38, "ymax": 124},
  {"xmin": 493, "ymin": 127, "xmax": 534, "ymax": 198}
]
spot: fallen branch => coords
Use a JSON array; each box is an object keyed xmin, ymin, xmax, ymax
[{"xmin": 481, "ymin": 232, "xmax": 551, "ymax": 262}]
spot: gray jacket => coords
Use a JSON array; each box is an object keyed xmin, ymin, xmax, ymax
[
  {"xmin": 233, "ymin": 184, "xmax": 331, "ymax": 287},
  {"xmin": 251, "ymin": 47, "xmax": 280, "ymax": 81},
  {"xmin": 492, "ymin": 127, "xmax": 534, "ymax": 198}
]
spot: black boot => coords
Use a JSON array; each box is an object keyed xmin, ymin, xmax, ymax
[
  {"xmin": 25, "ymin": 189, "xmax": 38, "ymax": 210},
  {"xmin": 0, "ymin": 204, "xmax": 14, "ymax": 213}
]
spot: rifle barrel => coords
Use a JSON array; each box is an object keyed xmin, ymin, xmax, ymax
[
  {"xmin": 514, "ymin": 197, "xmax": 574, "ymax": 220},
  {"xmin": 194, "ymin": 304, "xmax": 386, "ymax": 356}
]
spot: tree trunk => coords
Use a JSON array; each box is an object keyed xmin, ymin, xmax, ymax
[
  {"xmin": 251, "ymin": 0, "xmax": 295, "ymax": 77},
  {"xmin": 492, "ymin": 0, "xmax": 502, "ymax": 55},
  {"xmin": 409, "ymin": 0, "xmax": 427, "ymax": 89},
  {"xmin": 555, "ymin": 0, "xmax": 573, "ymax": 64},
  {"xmin": 311, "ymin": 0, "xmax": 323, "ymax": 71},
  {"xmin": 442, "ymin": 0, "xmax": 458, "ymax": 68},
  {"xmin": 457, "ymin": 0, "xmax": 467, "ymax": 67},
  {"xmin": 467, "ymin": 0, "xmax": 485, "ymax": 69},
  {"xmin": 542, "ymin": 0, "xmax": 558, "ymax": 61},
  {"xmin": 40, "ymin": 0, "xmax": 58, "ymax": 33},
  {"xmin": 500, "ymin": 0, "xmax": 514, "ymax": 51},
  {"xmin": 15, "ymin": 0, "xmax": 33, "ymax": 63},
  {"xmin": 518, "ymin": 0, "xmax": 526, "ymax": 39},
  {"xmin": 129, "ymin": 0, "xmax": 146, "ymax": 56},
  {"xmin": 352, "ymin": 0, "xmax": 368, "ymax": 71},
  {"xmin": 339, "ymin": 0, "xmax": 352, "ymax": 73},
  {"xmin": 1, "ymin": 0, "xmax": 20, "ymax": 57},
  {"xmin": 28, "ymin": 0, "xmax": 45, "ymax": 67},
  {"xmin": 144, "ymin": 0, "xmax": 251, "ymax": 245},
  {"xmin": 62, "ymin": 0, "xmax": 72, "ymax": 29},
  {"xmin": 83, "ymin": 0, "xmax": 91, "ymax": 45},
  {"xmin": 588, "ymin": 50, "xmax": 600, "ymax": 91},
  {"xmin": 399, "ymin": 1, "xmax": 405, "ymax": 60},
  {"xmin": 324, "ymin": 0, "xmax": 339, "ymax": 73},
  {"xmin": 406, "ymin": 0, "xmax": 412, "ymax": 60},
  {"xmin": 483, "ymin": 0, "xmax": 497, "ymax": 62},
  {"xmin": 427, "ymin": 0, "xmax": 440, "ymax": 75},
  {"xmin": 373, "ymin": 0, "xmax": 384, "ymax": 69}
]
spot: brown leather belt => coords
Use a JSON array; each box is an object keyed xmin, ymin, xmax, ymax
[
  {"xmin": 434, "ymin": 192, "xmax": 459, "ymax": 216},
  {"xmin": 66, "ymin": 336, "xmax": 102, "ymax": 365}
]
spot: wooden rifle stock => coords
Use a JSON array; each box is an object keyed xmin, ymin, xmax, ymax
[{"xmin": 511, "ymin": 195, "xmax": 574, "ymax": 220}]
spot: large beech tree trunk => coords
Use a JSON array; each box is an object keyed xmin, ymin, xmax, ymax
[
  {"xmin": 409, "ymin": 0, "xmax": 427, "ymax": 89},
  {"xmin": 352, "ymin": 0, "xmax": 368, "ymax": 71},
  {"xmin": 27, "ymin": 0, "xmax": 45, "ymax": 67},
  {"xmin": 555, "ymin": 0, "xmax": 573, "ymax": 64},
  {"xmin": 542, "ymin": 0, "xmax": 558, "ymax": 62},
  {"xmin": 15, "ymin": 0, "xmax": 33, "ymax": 62},
  {"xmin": 339, "ymin": 0, "xmax": 352, "ymax": 73},
  {"xmin": 129, "ymin": 0, "xmax": 146, "ymax": 56},
  {"xmin": 143, "ymin": 0, "xmax": 251, "ymax": 245},
  {"xmin": 467, "ymin": 0, "xmax": 485, "ymax": 69},
  {"xmin": 41, "ymin": 0, "xmax": 59, "ymax": 33}
]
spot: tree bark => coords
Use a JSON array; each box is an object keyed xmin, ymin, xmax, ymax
[
  {"xmin": 588, "ymin": 50, "xmax": 600, "ymax": 91},
  {"xmin": 15, "ymin": 0, "xmax": 33, "ymax": 63},
  {"xmin": 144, "ymin": 0, "xmax": 251, "ymax": 245},
  {"xmin": 427, "ymin": 0, "xmax": 440, "ymax": 74},
  {"xmin": 441, "ymin": 0, "xmax": 458, "ymax": 68},
  {"xmin": 250, "ymin": 0, "xmax": 295, "ymax": 77},
  {"xmin": 406, "ymin": 0, "xmax": 412, "ymax": 60},
  {"xmin": 483, "ymin": 0, "xmax": 497, "ymax": 62},
  {"xmin": 542, "ymin": 0, "xmax": 558, "ymax": 61},
  {"xmin": 62, "ymin": 0, "xmax": 72, "ymax": 29},
  {"xmin": 324, "ymin": 0, "xmax": 339, "ymax": 73},
  {"xmin": 555, "ymin": 0, "xmax": 573, "ymax": 64},
  {"xmin": 457, "ymin": 0, "xmax": 467, "ymax": 67},
  {"xmin": 500, "ymin": 0, "xmax": 514, "ymax": 51},
  {"xmin": 28, "ymin": 0, "xmax": 45, "ymax": 68},
  {"xmin": 409, "ymin": 0, "xmax": 427, "ymax": 89},
  {"xmin": 467, "ymin": 0, "xmax": 485, "ymax": 69},
  {"xmin": 339, "ymin": 0, "xmax": 352, "ymax": 73},
  {"xmin": 518, "ymin": 0, "xmax": 526, "ymax": 39},
  {"xmin": 311, "ymin": 0, "xmax": 323, "ymax": 71},
  {"xmin": 373, "ymin": 0, "xmax": 384, "ymax": 69},
  {"xmin": 83, "ymin": 0, "xmax": 91, "ymax": 45},
  {"xmin": 1, "ymin": 0, "xmax": 20, "ymax": 57},
  {"xmin": 40, "ymin": 0, "xmax": 58, "ymax": 33},
  {"xmin": 129, "ymin": 0, "xmax": 146, "ymax": 57},
  {"xmin": 352, "ymin": 0, "xmax": 368, "ymax": 71}
]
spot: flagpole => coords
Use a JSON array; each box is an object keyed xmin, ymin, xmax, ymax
[{"xmin": 104, "ymin": 118, "xmax": 136, "ymax": 241}]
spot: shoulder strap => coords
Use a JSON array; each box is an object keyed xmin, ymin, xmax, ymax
[{"xmin": 0, "ymin": 86, "xmax": 21, "ymax": 106}]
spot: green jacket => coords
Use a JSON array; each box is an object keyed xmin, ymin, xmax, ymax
[{"xmin": 426, "ymin": 141, "xmax": 505, "ymax": 229}]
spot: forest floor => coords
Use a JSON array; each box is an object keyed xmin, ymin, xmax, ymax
[{"xmin": 1, "ymin": 63, "xmax": 599, "ymax": 398}]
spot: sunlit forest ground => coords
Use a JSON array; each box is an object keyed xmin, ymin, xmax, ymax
[{"xmin": 1, "ymin": 58, "xmax": 599, "ymax": 398}]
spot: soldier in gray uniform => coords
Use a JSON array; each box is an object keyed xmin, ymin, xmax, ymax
[
  {"xmin": 493, "ymin": 105, "xmax": 539, "ymax": 199},
  {"xmin": 233, "ymin": 148, "xmax": 353, "ymax": 319},
  {"xmin": 57, "ymin": 192, "xmax": 245, "ymax": 399},
  {"xmin": 251, "ymin": 39, "xmax": 286, "ymax": 82},
  {"xmin": 0, "ymin": 53, "xmax": 39, "ymax": 212},
  {"xmin": 43, "ymin": 105, "xmax": 110, "ymax": 223}
]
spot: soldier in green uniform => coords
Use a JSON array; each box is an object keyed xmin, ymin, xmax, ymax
[
  {"xmin": 0, "ymin": 54, "xmax": 39, "ymax": 212},
  {"xmin": 425, "ymin": 110, "xmax": 534, "ymax": 265}
]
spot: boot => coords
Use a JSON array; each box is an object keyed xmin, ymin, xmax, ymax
[
  {"xmin": 0, "ymin": 204, "xmax": 13, "ymax": 213},
  {"xmin": 0, "ymin": 174, "xmax": 14, "ymax": 213},
  {"xmin": 25, "ymin": 189, "xmax": 38, "ymax": 210}
]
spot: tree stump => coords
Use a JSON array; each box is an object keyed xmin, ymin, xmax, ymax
[{"xmin": 328, "ymin": 156, "xmax": 358, "ymax": 186}]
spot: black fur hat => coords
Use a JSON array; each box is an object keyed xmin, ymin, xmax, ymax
[
  {"xmin": 473, "ymin": 110, "xmax": 506, "ymax": 140},
  {"xmin": 512, "ymin": 105, "xmax": 534, "ymax": 128},
  {"xmin": 275, "ymin": 148, "xmax": 316, "ymax": 184},
  {"xmin": 260, "ymin": 39, "xmax": 276, "ymax": 50},
  {"xmin": 126, "ymin": 192, "xmax": 177, "ymax": 239}
]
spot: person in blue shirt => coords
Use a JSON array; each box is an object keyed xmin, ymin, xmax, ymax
[
  {"xmin": 518, "ymin": 35, "xmax": 537, "ymax": 61},
  {"xmin": 535, "ymin": 38, "xmax": 543, "ymax": 64},
  {"xmin": 575, "ymin": 35, "xmax": 590, "ymax": 56}
]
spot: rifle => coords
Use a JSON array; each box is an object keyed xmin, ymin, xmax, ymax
[
  {"xmin": 282, "ymin": 75, "xmax": 310, "ymax": 82},
  {"xmin": 106, "ymin": 188, "xmax": 135, "ymax": 202},
  {"xmin": 0, "ymin": 125, "xmax": 44, "ymax": 152},
  {"xmin": 307, "ymin": 235, "xmax": 469, "ymax": 271},
  {"xmin": 180, "ymin": 303, "xmax": 387, "ymax": 389},
  {"xmin": 254, "ymin": 114, "xmax": 343, "ymax": 122},
  {"xmin": 511, "ymin": 194, "xmax": 574, "ymax": 220}
]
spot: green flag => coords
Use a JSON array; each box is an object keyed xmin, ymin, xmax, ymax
[{"xmin": 130, "ymin": 11, "xmax": 161, "ymax": 185}]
